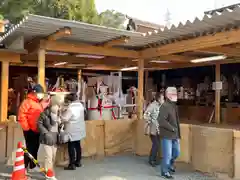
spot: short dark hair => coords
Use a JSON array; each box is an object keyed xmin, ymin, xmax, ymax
[
  {"xmin": 65, "ymin": 93, "xmax": 78, "ymax": 102},
  {"xmin": 155, "ymin": 92, "xmax": 161, "ymax": 100}
]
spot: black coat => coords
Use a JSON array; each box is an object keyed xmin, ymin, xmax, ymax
[{"xmin": 156, "ymin": 100, "xmax": 181, "ymax": 139}]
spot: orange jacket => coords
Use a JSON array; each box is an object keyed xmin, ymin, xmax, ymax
[{"xmin": 18, "ymin": 93, "xmax": 44, "ymax": 132}]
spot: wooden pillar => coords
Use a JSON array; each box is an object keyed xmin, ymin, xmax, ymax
[
  {"xmin": 137, "ymin": 59, "xmax": 144, "ymax": 120},
  {"xmin": 38, "ymin": 48, "xmax": 46, "ymax": 90},
  {"xmin": 77, "ymin": 69, "xmax": 82, "ymax": 82},
  {"xmin": 215, "ymin": 63, "xmax": 221, "ymax": 124},
  {"xmin": 144, "ymin": 71, "xmax": 149, "ymax": 100},
  {"xmin": 77, "ymin": 69, "xmax": 82, "ymax": 100},
  {"xmin": 0, "ymin": 61, "xmax": 9, "ymax": 122}
]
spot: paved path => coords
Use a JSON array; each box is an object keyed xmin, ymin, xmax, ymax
[{"xmin": 0, "ymin": 156, "xmax": 219, "ymax": 180}]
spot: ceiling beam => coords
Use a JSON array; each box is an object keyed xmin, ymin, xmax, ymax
[
  {"xmin": 0, "ymin": 51, "xmax": 21, "ymax": 63},
  {"xmin": 12, "ymin": 57, "xmax": 240, "ymax": 71},
  {"xmin": 195, "ymin": 46, "xmax": 240, "ymax": 57},
  {"xmin": 21, "ymin": 54, "xmax": 137, "ymax": 66},
  {"xmin": 40, "ymin": 40, "xmax": 141, "ymax": 58},
  {"xmin": 150, "ymin": 54, "xmax": 193, "ymax": 63},
  {"xmin": 141, "ymin": 28, "xmax": 240, "ymax": 58},
  {"xmin": 47, "ymin": 27, "xmax": 72, "ymax": 41},
  {"xmin": 99, "ymin": 36, "xmax": 129, "ymax": 47}
]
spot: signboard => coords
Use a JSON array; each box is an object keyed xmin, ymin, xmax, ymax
[{"xmin": 212, "ymin": 81, "xmax": 222, "ymax": 90}]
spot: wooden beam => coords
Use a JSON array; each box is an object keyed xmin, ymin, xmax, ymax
[
  {"xmin": 215, "ymin": 63, "xmax": 221, "ymax": 124},
  {"xmin": 141, "ymin": 28, "xmax": 240, "ymax": 58},
  {"xmin": 137, "ymin": 59, "xmax": 144, "ymax": 120},
  {"xmin": 150, "ymin": 54, "xmax": 193, "ymax": 62},
  {"xmin": 0, "ymin": 51, "xmax": 21, "ymax": 63},
  {"xmin": 101, "ymin": 36, "xmax": 129, "ymax": 47},
  {"xmin": 22, "ymin": 54, "xmax": 192, "ymax": 67},
  {"xmin": 24, "ymin": 27, "xmax": 71, "ymax": 54},
  {"xmin": 196, "ymin": 46, "xmax": 240, "ymax": 57},
  {"xmin": 47, "ymin": 27, "xmax": 72, "ymax": 41},
  {"xmin": 40, "ymin": 40, "xmax": 140, "ymax": 58},
  {"xmin": 38, "ymin": 49, "xmax": 46, "ymax": 90},
  {"xmin": 0, "ymin": 20, "xmax": 5, "ymax": 33},
  {"xmin": 22, "ymin": 54, "xmax": 137, "ymax": 66},
  {"xmin": 0, "ymin": 61, "xmax": 9, "ymax": 122},
  {"xmin": 144, "ymin": 71, "xmax": 149, "ymax": 100},
  {"xmin": 24, "ymin": 38, "xmax": 41, "ymax": 54}
]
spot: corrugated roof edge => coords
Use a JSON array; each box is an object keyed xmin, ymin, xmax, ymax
[
  {"xmin": 0, "ymin": 14, "xmax": 144, "ymax": 43},
  {"xmin": 141, "ymin": 4, "xmax": 240, "ymax": 37}
]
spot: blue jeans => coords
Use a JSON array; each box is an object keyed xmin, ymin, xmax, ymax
[{"xmin": 161, "ymin": 138, "xmax": 180, "ymax": 173}]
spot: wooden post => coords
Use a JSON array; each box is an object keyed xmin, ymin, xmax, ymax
[
  {"xmin": 144, "ymin": 71, "xmax": 149, "ymax": 101},
  {"xmin": 0, "ymin": 61, "xmax": 9, "ymax": 122},
  {"xmin": 38, "ymin": 48, "xmax": 46, "ymax": 90},
  {"xmin": 77, "ymin": 69, "xmax": 82, "ymax": 82},
  {"xmin": 137, "ymin": 59, "xmax": 144, "ymax": 120},
  {"xmin": 215, "ymin": 63, "xmax": 221, "ymax": 124},
  {"xmin": 77, "ymin": 69, "xmax": 82, "ymax": 100}
]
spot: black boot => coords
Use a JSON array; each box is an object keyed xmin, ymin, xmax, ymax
[
  {"xmin": 64, "ymin": 164, "xmax": 76, "ymax": 170},
  {"xmin": 75, "ymin": 162, "xmax": 82, "ymax": 167},
  {"xmin": 161, "ymin": 172, "xmax": 174, "ymax": 179}
]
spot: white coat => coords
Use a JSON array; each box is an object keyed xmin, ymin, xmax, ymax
[{"xmin": 62, "ymin": 101, "xmax": 86, "ymax": 142}]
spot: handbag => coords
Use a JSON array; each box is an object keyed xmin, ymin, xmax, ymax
[
  {"xmin": 144, "ymin": 122, "xmax": 151, "ymax": 135},
  {"xmin": 58, "ymin": 124, "xmax": 70, "ymax": 144},
  {"xmin": 144, "ymin": 103, "xmax": 163, "ymax": 136}
]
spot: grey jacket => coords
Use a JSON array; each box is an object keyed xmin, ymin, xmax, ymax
[
  {"xmin": 38, "ymin": 108, "xmax": 59, "ymax": 146},
  {"xmin": 144, "ymin": 101, "xmax": 161, "ymax": 135},
  {"xmin": 156, "ymin": 100, "xmax": 181, "ymax": 139},
  {"xmin": 61, "ymin": 101, "xmax": 86, "ymax": 142}
]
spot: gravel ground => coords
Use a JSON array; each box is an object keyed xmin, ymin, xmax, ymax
[{"xmin": 0, "ymin": 156, "xmax": 219, "ymax": 180}]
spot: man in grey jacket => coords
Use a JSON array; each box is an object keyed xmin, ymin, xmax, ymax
[{"xmin": 157, "ymin": 87, "xmax": 181, "ymax": 179}]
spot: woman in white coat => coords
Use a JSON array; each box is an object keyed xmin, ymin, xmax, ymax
[{"xmin": 61, "ymin": 94, "xmax": 86, "ymax": 170}]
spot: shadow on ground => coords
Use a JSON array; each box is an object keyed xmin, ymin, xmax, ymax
[{"xmin": 0, "ymin": 156, "xmax": 219, "ymax": 180}]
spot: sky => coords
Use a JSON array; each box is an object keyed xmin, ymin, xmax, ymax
[{"xmin": 95, "ymin": 0, "xmax": 240, "ymax": 26}]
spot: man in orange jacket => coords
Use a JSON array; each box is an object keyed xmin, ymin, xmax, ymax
[{"xmin": 18, "ymin": 84, "xmax": 49, "ymax": 171}]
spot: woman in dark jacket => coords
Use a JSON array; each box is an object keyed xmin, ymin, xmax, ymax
[{"xmin": 38, "ymin": 95, "xmax": 61, "ymax": 172}]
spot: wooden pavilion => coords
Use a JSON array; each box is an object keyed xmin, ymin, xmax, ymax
[{"xmin": 1, "ymin": 4, "xmax": 240, "ymax": 178}]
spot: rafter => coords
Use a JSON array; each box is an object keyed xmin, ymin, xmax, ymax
[
  {"xmin": 21, "ymin": 54, "xmax": 137, "ymax": 66},
  {"xmin": 100, "ymin": 36, "xmax": 129, "ymax": 47},
  {"xmin": 24, "ymin": 38, "xmax": 41, "ymax": 54},
  {"xmin": 40, "ymin": 40, "xmax": 140, "ymax": 58},
  {"xmin": 47, "ymin": 27, "xmax": 72, "ymax": 41},
  {"xmin": 195, "ymin": 46, "xmax": 240, "ymax": 57},
  {"xmin": 141, "ymin": 28, "xmax": 240, "ymax": 58},
  {"xmin": 149, "ymin": 55, "xmax": 193, "ymax": 62}
]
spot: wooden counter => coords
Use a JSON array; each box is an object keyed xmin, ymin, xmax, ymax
[
  {"xmin": 178, "ymin": 105, "xmax": 240, "ymax": 124},
  {"xmin": 1, "ymin": 118, "xmax": 240, "ymax": 179}
]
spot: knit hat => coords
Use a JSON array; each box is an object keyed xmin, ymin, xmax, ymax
[{"xmin": 32, "ymin": 84, "xmax": 44, "ymax": 93}]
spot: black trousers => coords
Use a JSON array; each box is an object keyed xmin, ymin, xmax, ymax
[
  {"xmin": 23, "ymin": 130, "xmax": 40, "ymax": 169},
  {"xmin": 149, "ymin": 135, "xmax": 160, "ymax": 162},
  {"xmin": 68, "ymin": 140, "xmax": 81, "ymax": 165}
]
